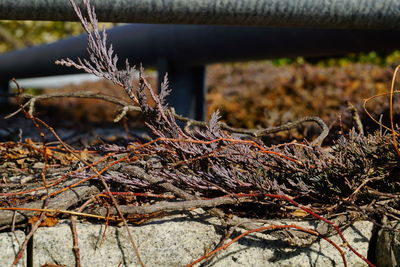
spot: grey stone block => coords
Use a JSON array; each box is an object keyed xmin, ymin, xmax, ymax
[
  {"xmin": 209, "ymin": 220, "xmax": 373, "ymax": 267},
  {"xmin": 0, "ymin": 230, "xmax": 26, "ymax": 267},
  {"xmin": 376, "ymin": 218, "xmax": 400, "ymax": 267},
  {"xmin": 31, "ymin": 213, "xmax": 373, "ymax": 267},
  {"xmin": 32, "ymin": 214, "xmax": 220, "ymax": 267}
]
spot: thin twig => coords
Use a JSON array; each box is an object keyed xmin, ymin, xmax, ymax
[
  {"xmin": 89, "ymin": 196, "xmax": 253, "ymax": 216},
  {"xmin": 70, "ymin": 215, "xmax": 81, "ymax": 267},
  {"xmin": 30, "ymin": 117, "xmax": 145, "ymax": 267},
  {"xmin": 0, "ymin": 182, "xmax": 100, "ymax": 227},
  {"xmin": 186, "ymin": 224, "xmax": 348, "ymax": 267},
  {"xmin": 5, "ymin": 91, "xmax": 328, "ymax": 146},
  {"xmin": 347, "ymin": 101, "xmax": 364, "ymax": 135},
  {"xmin": 389, "ymin": 65, "xmax": 400, "ymax": 157},
  {"xmin": 12, "ymin": 200, "xmax": 48, "ymax": 266}
]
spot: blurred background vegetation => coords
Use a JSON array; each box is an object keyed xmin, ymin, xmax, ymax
[
  {"xmin": 272, "ymin": 51, "xmax": 400, "ymax": 67},
  {"xmin": 0, "ymin": 21, "xmax": 115, "ymax": 52}
]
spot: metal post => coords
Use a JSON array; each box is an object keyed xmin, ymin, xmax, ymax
[
  {"xmin": 0, "ymin": 79, "xmax": 9, "ymax": 105},
  {"xmin": 157, "ymin": 60, "xmax": 206, "ymax": 121}
]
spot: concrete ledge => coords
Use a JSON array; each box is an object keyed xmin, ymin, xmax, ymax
[
  {"xmin": 32, "ymin": 215, "xmax": 220, "ymax": 266},
  {"xmin": 0, "ymin": 230, "xmax": 26, "ymax": 267},
  {"xmin": 210, "ymin": 220, "xmax": 372, "ymax": 267},
  {"xmin": 30, "ymin": 213, "xmax": 373, "ymax": 267},
  {"xmin": 376, "ymin": 219, "xmax": 400, "ymax": 267}
]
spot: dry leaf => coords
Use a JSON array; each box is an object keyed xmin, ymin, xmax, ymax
[{"xmin": 28, "ymin": 215, "xmax": 59, "ymax": 227}]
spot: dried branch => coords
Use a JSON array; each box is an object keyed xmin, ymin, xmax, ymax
[
  {"xmin": 347, "ymin": 101, "xmax": 364, "ymax": 135},
  {"xmin": 55, "ymin": 0, "xmax": 138, "ymax": 104},
  {"xmin": 0, "ymin": 181, "xmax": 100, "ymax": 227},
  {"xmin": 120, "ymin": 165, "xmax": 196, "ymax": 200},
  {"xmin": 70, "ymin": 215, "xmax": 81, "ymax": 267},
  {"xmin": 89, "ymin": 196, "xmax": 253, "ymax": 216},
  {"xmin": 5, "ymin": 90, "xmax": 328, "ymax": 146},
  {"xmin": 175, "ymin": 113, "xmax": 329, "ymax": 146}
]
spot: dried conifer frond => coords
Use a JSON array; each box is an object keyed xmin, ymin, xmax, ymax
[
  {"xmin": 158, "ymin": 73, "xmax": 172, "ymax": 108},
  {"xmin": 267, "ymin": 130, "xmax": 399, "ymax": 199},
  {"xmin": 55, "ymin": 0, "xmax": 138, "ymax": 103},
  {"xmin": 52, "ymin": 0, "xmax": 400, "ymax": 210},
  {"xmin": 133, "ymin": 77, "xmax": 290, "ymax": 193}
]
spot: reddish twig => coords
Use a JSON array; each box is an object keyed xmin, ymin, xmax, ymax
[
  {"xmin": 363, "ymin": 90, "xmax": 400, "ymax": 134},
  {"xmin": 389, "ymin": 65, "xmax": 400, "ymax": 157},
  {"xmin": 70, "ymin": 215, "xmax": 81, "ymax": 267},
  {"xmin": 49, "ymin": 154, "xmax": 128, "ymax": 197},
  {"xmin": 107, "ymin": 192, "xmax": 176, "ymax": 199},
  {"xmin": 12, "ymin": 203, "xmax": 48, "ymax": 266},
  {"xmin": 262, "ymin": 193, "xmax": 375, "ymax": 267},
  {"xmin": 186, "ymin": 224, "xmax": 347, "ymax": 267},
  {"xmin": 130, "ymin": 137, "xmax": 303, "ymax": 165},
  {"xmin": 0, "ymin": 153, "xmax": 112, "ymax": 197},
  {"xmin": 0, "ymin": 207, "xmax": 117, "ymax": 221},
  {"xmin": 213, "ymin": 192, "xmax": 374, "ymax": 266}
]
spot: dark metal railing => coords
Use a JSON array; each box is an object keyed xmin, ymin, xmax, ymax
[
  {"xmin": 1, "ymin": 0, "xmax": 400, "ymax": 118},
  {"xmin": 1, "ymin": 24, "xmax": 400, "ymax": 118},
  {"xmin": 1, "ymin": 0, "xmax": 400, "ymax": 30}
]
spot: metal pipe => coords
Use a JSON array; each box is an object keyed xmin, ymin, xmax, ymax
[
  {"xmin": 1, "ymin": 24, "xmax": 400, "ymax": 80},
  {"xmin": 158, "ymin": 60, "xmax": 206, "ymax": 121},
  {"xmin": 1, "ymin": 0, "xmax": 400, "ymax": 30}
]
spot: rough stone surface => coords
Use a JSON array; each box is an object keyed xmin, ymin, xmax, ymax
[
  {"xmin": 32, "ymin": 214, "xmax": 220, "ymax": 267},
  {"xmin": 0, "ymin": 230, "xmax": 26, "ymax": 267},
  {"xmin": 209, "ymin": 220, "xmax": 373, "ymax": 267},
  {"xmin": 376, "ymin": 219, "xmax": 400, "ymax": 267},
  {"xmin": 31, "ymin": 212, "xmax": 373, "ymax": 267}
]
